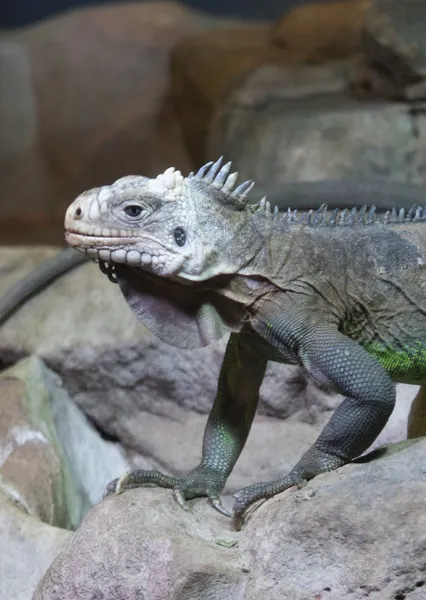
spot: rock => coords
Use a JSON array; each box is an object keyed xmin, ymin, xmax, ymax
[
  {"xmin": 0, "ymin": 357, "xmax": 88, "ymax": 529},
  {"xmin": 47, "ymin": 366, "xmax": 131, "ymax": 506},
  {"xmin": 208, "ymin": 64, "xmax": 426, "ymax": 184},
  {"xmin": 271, "ymin": 0, "xmax": 370, "ymax": 62},
  {"xmin": 360, "ymin": 0, "xmax": 426, "ymax": 100},
  {"xmin": 172, "ymin": 0, "xmax": 371, "ymax": 163},
  {"xmin": 0, "ymin": 354, "xmax": 132, "ymax": 523},
  {"xmin": 171, "ymin": 24, "xmax": 286, "ymax": 163},
  {"xmin": 33, "ymin": 438, "xmax": 426, "ymax": 600},
  {"xmin": 0, "ymin": 2, "xmax": 241, "ymax": 245},
  {"xmin": 0, "ymin": 490, "xmax": 71, "ymax": 600}
]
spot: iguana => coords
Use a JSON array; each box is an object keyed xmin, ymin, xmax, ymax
[
  {"xmin": 63, "ymin": 157, "xmax": 426, "ymax": 527},
  {"xmin": 2, "ymin": 178, "xmax": 426, "ymax": 328}
]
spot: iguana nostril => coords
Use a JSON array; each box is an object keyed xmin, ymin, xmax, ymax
[{"xmin": 75, "ymin": 207, "xmax": 82, "ymax": 219}]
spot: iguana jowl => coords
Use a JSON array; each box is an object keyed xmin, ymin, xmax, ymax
[{"xmin": 64, "ymin": 157, "xmax": 426, "ymax": 525}]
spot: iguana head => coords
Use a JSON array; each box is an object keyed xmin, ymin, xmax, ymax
[
  {"xmin": 65, "ymin": 157, "xmax": 257, "ymax": 282},
  {"xmin": 64, "ymin": 158, "xmax": 262, "ymax": 349}
]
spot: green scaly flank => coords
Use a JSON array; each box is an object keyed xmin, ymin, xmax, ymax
[{"xmin": 363, "ymin": 340, "xmax": 426, "ymax": 381}]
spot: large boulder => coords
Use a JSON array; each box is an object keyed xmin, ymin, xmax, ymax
[
  {"xmin": 0, "ymin": 490, "xmax": 71, "ymax": 600},
  {"xmin": 33, "ymin": 439, "xmax": 426, "ymax": 600},
  {"xmin": 0, "ymin": 357, "xmax": 88, "ymax": 529}
]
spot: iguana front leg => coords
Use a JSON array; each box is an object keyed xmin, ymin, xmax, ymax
[
  {"xmin": 104, "ymin": 332, "xmax": 267, "ymax": 516},
  {"xmin": 232, "ymin": 306, "xmax": 396, "ymax": 524}
]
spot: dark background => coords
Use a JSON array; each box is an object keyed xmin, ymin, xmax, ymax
[{"xmin": 1, "ymin": 0, "xmax": 326, "ymax": 28}]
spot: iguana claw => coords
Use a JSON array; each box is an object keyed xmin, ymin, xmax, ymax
[
  {"xmin": 172, "ymin": 488, "xmax": 189, "ymax": 511},
  {"xmin": 209, "ymin": 496, "xmax": 233, "ymax": 518}
]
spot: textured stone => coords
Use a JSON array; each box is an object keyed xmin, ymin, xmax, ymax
[
  {"xmin": 0, "ymin": 357, "xmax": 88, "ymax": 529},
  {"xmin": 0, "ymin": 490, "xmax": 71, "ymax": 600},
  {"xmin": 34, "ymin": 439, "xmax": 426, "ymax": 600},
  {"xmin": 208, "ymin": 64, "xmax": 426, "ymax": 185},
  {"xmin": 361, "ymin": 0, "xmax": 426, "ymax": 100}
]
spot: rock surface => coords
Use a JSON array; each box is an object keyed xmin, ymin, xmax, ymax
[
  {"xmin": 271, "ymin": 0, "xmax": 369, "ymax": 62},
  {"xmin": 0, "ymin": 357, "xmax": 88, "ymax": 529},
  {"xmin": 33, "ymin": 439, "xmax": 426, "ymax": 600},
  {"xmin": 361, "ymin": 0, "xmax": 426, "ymax": 100},
  {"xmin": 208, "ymin": 64, "xmax": 426, "ymax": 185},
  {"xmin": 0, "ymin": 490, "xmax": 71, "ymax": 600},
  {"xmin": 171, "ymin": 24, "xmax": 285, "ymax": 163},
  {"xmin": 0, "ymin": 2, "xmax": 241, "ymax": 245},
  {"xmin": 172, "ymin": 0, "xmax": 371, "ymax": 163}
]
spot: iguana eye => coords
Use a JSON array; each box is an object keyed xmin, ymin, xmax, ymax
[
  {"xmin": 124, "ymin": 205, "xmax": 144, "ymax": 218},
  {"xmin": 174, "ymin": 227, "xmax": 186, "ymax": 247}
]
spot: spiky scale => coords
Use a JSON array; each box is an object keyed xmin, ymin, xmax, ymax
[
  {"xmin": 195, "ymin": 161, "xmax": 214, "ymax": 179},
  {"xmin": 222, "ymin": 172, "xmax": 239, "ymax": 194},
  {"xmin": 213, "ymin": 162, "xmax": 232, "ymax": 187},
  {"xmin": 367, "ymin": 206, "xmax": 376, "ymax": 224},
  {"xmin": 231, "ymin": 180, "xmax": 254, "ymax": 202},
  {"xmin": 204, "ymin": 157, "xmax": 224, "ymax": 183}
]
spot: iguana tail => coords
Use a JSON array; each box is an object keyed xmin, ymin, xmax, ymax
[{"xmin": 0, "ymin": 248, "xmax": 86, "ymax": 326}]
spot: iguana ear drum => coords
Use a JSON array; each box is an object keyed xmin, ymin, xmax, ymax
[{"xmin": 114, "ymin": 265, "xmax": 243, "ymax": 349}]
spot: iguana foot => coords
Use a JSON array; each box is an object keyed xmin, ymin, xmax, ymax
[
  {"xmin": 232, "ymin": 449, "xmax": 347, "ymax": 528},
  {"xmin": 103, "ymin": 466, "xmax": 231, "ymax": 517},
  {"xmin": 232, "ymin": 472, "xmax": 301, "ymax": 528}
]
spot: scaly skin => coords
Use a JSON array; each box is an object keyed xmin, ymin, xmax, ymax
[
  {"xmin": 64, "ymin": 158, "xmax": 426, "ymax": 527},
  {"xmin": 2, "ymin": 178, "xmax": 426, "ymax": 327}
]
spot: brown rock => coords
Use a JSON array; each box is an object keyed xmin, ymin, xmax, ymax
[
  {"xmin": 34, "ymin": 439, "xmax": 426, "ymax": 600},
  {"xmin": 171, "ymin": 25, "xmax": 287, "ymax": 162},
  {"xmin": 271, "ymin": 0, "xmax": 370, "ymax": 62},
  {"xmin": 0, "ymin": 2, "xmax": 240, "ymax": 245}
]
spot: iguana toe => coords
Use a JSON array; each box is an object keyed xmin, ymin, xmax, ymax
[
  {"xmin": 209, "ymin": 495, "xmax": 233, "ymax": 517},
  {"xmin": 172, "ymin": 488, "xmax": 189, "ymax": 511}
]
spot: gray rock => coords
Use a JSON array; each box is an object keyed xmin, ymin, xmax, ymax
[
  {"xmin": 33, "ymin": 439, "xmax": 426, "ymax": 600},
  {"xmin": 362, "ymin": 0, "xmax": 426, "ymax": 100},
  {"xmin": 0, "ymin": 357, "xmax": 88, "ymax": 529},
  {"xmin": 208, "ymin": 64, "xmax": 426, "ymax": 184},
  {"xmin": 48, "ymin": 368, "xmax": 131, "ymax": 506},
  {"xmin": 0, "ymin": 490, "xmax": 71, "ymax": 600}
]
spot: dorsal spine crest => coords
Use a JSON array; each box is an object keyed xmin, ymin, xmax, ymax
[{"xmin": 186, "ymin": 158, "xmax": 426, "ymax": 227}]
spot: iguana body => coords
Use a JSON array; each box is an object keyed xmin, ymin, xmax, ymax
[
  {"xmin": 63, "ymin": 158, "xmax": 426, "ymax": 525},
  {"xmin": 2, "ymin": 178, "xmax": 426, "ymax": 328}
]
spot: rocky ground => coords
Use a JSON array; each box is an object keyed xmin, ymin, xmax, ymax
[{"xmin": 1, "ymin": 0, "xmax": 426, "ymax": 598}]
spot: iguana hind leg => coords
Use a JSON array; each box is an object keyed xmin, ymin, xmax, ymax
[
  {"xmin": 233, "ymin": 308, "xmax": 396, "ymax": 524},
  {"xmin": 407, "ymin": 384, "xmax": 426, "ymax": 438},
  {"xmin": 104, "ymin": 332, "xmax": 267, "ymax": 517}
]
